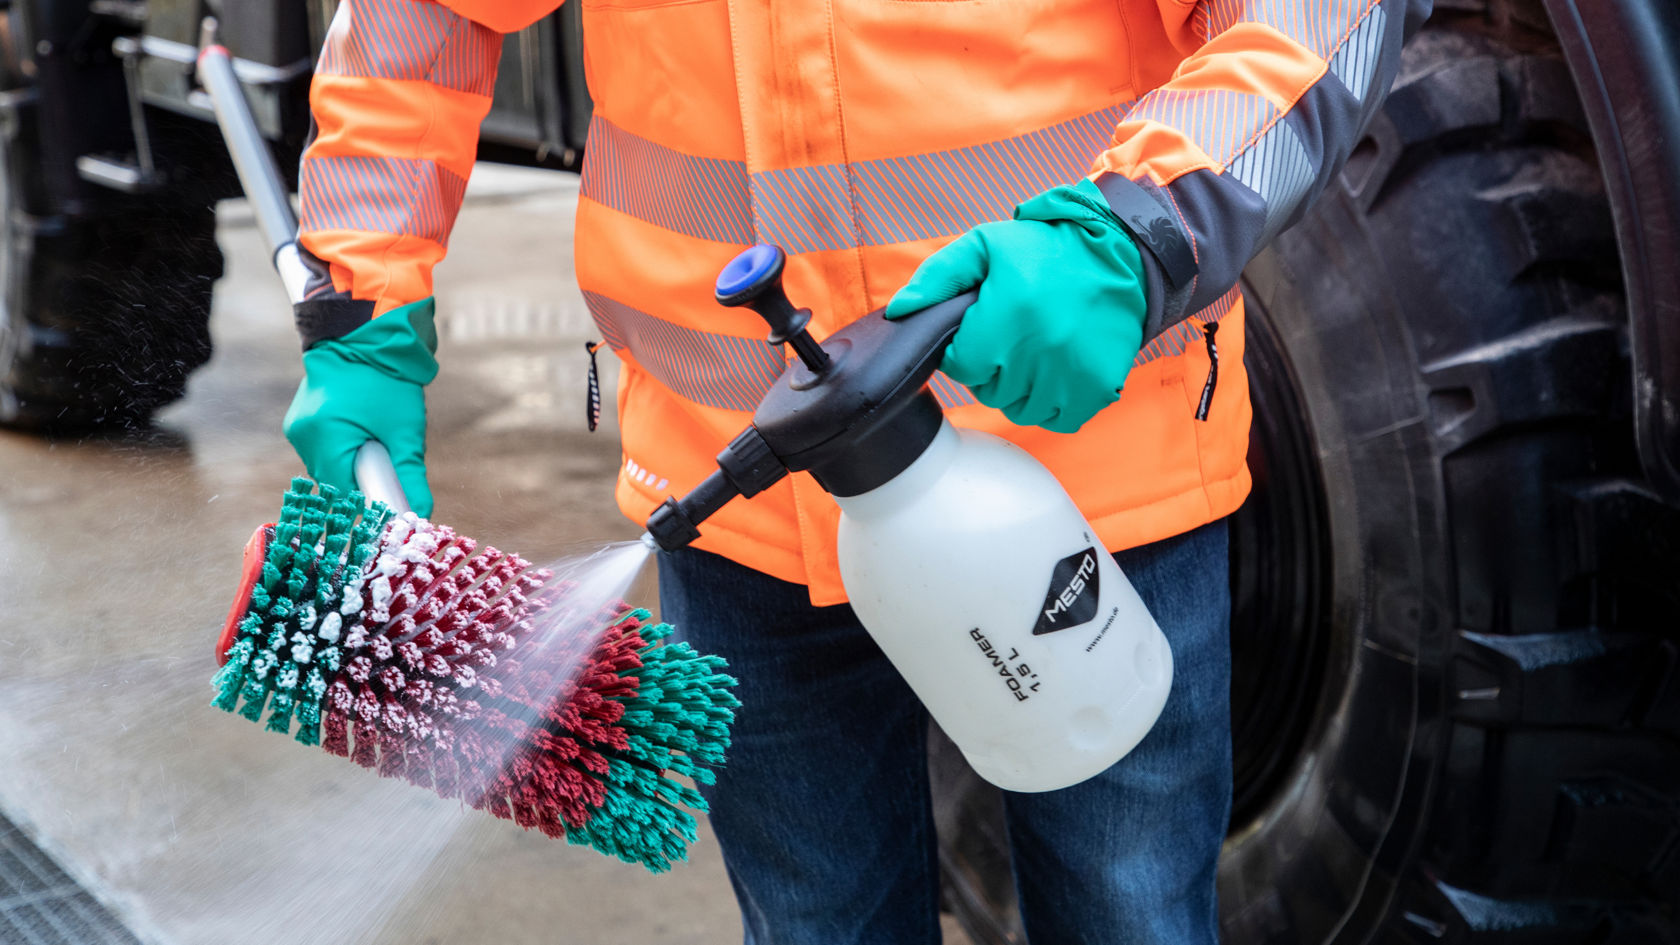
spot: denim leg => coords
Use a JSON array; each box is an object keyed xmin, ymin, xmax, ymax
[
  {"xmin": 658, "ymin": 548, "xmax": 942, "ymax": 945},
  {"xmin": 1004, "ymin": 520, "xmax": 1232, "ymax": 945}
]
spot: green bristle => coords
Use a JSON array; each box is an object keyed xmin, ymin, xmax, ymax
[
  {"xmin": 313, "ymin": 489, "xmax": 367, "ymax": 615},
  {"xmin": 237, "ymin": 677, "xmax": 270, "ymax": 722},
  {"xmin": 265, "ymin": 692, "xmax": 295, "ymax": 733},
  {"xmin": 268, "ymin": 595, "xmax": 294, "ymax": 621},
  {"xmin": 294, "ymin": 667, "xmax": 328, "ymax": 746},
  {"xmin": 284, "ymin": 568, "xmax": 309, "ymax": 603},
  {"xmin": 258, "ymin": 560, "xmax": 285, "ymax": 596},
  {"xmin": 348, "ymin": 499, "xmax": 390, "ymax": 563},
  {"xmin": 211, "ymin": 636, "xmax": 256, "ymax": 712}
]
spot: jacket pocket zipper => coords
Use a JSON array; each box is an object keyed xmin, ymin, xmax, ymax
[{"xmin": 1195, "ymin": 322, "xmax": 1218, "ymax": 421}]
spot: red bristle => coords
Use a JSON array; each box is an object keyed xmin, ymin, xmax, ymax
[
  {"xmin": 390, "ymin": 586, "xmax": 419, "ymax": 614},
  {"xmin": 431, "ymin": 688, "xmax": 459, "ymax": 716},
  {"xmin": 378, "ymin": 730, "xmax": 407, "ymax": 777},
  {"xmin": 535, "ymin": 813, "xmax": 567, "ymax": 840},
  {"xmin": 381, "ymin": 697, "xmax": 408, "ymax": 733},
  {"xmin": 377, "ymin": 665, "xmax": 406, "ymax": 693},
  {"xmin": 351, "ymin": 719, "xmax": 380, "ymax": 768},
  {"xmin": 429, "ymin": 752, "xmax": 461, "ymax": 799},
  {"xmin": 401, "ymin": 750, "xmax": 434, "ymax": 790},
  {"xmin": 512, "ymin": 801, "xmax": 539, "ymax": 830},
  {"xmin": 322, "ymin": 712, "xmax": 350, "ymax": 757},
  {"xmin": 326, "ymin": 680, "xmax": 354, "ymax": 713},
  {"xmin": 352, "ymin": 687, "xmax": 381, "ymax": 722},
  {"xmin": 404, "ymin": 678, "xmax": 434, "ymax": 706},
  {"xmin": 396, "ymin": 640, "xmax": 424, "ymax": 670}
]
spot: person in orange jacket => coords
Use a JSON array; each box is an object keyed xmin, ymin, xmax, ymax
[{"xmin": 282, "ymin": 1, "xmax": 1427, "ymax": 940}]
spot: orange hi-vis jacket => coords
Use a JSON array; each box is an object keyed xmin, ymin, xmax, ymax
[{"xmin": 294, "ymin": 0, "xmax": 1424, "ymax": 605}]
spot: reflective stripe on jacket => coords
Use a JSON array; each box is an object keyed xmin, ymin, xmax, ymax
[{"xmin": 295, "ymin": 0, "xmax": 1428, "ymax": 605}]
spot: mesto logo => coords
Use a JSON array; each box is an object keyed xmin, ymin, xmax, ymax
[{"xmin": 1032, "ymin": 548, "xmax": 1101, "ymax": 635}]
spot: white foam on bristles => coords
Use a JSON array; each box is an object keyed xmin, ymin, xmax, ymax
[
  {"xmin": 318, "ymin": 612, "xmax": 343, "ymax": 643},
  {"xmin": 370, "ymin": 573, "xmax": 395, "ymax": 614},
  {"xmin": 290, "ymin": 632, "xmax": 314, "ymax": 664},
  {"xmin": 296, "ymin": 604, "xmax": 317, "ymax": 633},
  {"xmin": 339, "ymin": 577, "xmax": 366, "ymax": 615}
]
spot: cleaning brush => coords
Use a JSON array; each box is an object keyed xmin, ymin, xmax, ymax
[{"xmin": 211, "ymin": 478, "xmax": 737, "ymax": 871}]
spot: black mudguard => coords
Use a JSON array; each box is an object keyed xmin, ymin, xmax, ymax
[{"xmin": 1544, "ymin": 0, "xmax": 1680, "ymax": 503}]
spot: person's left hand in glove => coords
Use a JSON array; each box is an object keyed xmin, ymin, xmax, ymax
[{"xmin": 885, "ymin": 179, "xmax": 1148, "ymax": 434}]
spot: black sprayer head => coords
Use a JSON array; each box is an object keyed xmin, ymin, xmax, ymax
[{"xmin": 643, "ymin": 245, "xmax": 975, "ymax": 553}]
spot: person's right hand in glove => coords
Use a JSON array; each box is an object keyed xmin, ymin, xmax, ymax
[{"xmin": 283, "ymin": 298, "xmax": 439, "ymax": 517}]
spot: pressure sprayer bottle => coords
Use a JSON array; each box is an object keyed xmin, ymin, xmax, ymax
[{"xmin": 643, "ymin": 246, "xmax": 1173, "ymax": 792}]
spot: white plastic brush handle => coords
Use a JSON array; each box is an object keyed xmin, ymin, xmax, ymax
[{"xmin": 354, "ymin": 441, "xmax": 412, "ymax": 515}]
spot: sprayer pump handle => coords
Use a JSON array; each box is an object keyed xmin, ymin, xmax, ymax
[{"xmin": 715, "ymin": 245, "xmax": 830, "ymax": 373}]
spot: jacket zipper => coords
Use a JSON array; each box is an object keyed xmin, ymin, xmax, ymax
[
  {"xmin": 1195, "ymin": 322, "xmax": 1218, "ymax": 421},
  {"xmin": 585, "ymin": 341, "xmax": 603, "ymax": 432}
]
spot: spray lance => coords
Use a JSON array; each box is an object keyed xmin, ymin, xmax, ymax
[{"xmin": 644, "ymin": 245, "xmax": 1174, "ymax": 792}]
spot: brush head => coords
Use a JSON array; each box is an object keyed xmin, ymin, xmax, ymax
[{"xmin": 212, "ymin": 479, "xmax": 738, "ymax": 872}]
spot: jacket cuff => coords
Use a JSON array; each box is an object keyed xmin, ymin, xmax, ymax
[
  {"xmin": 1092, "ymin": 172, "xmax": 1199, "ymax": 344},
  {"xmin": 295, "ymin": 298, "xmax": 375, "ymax": 350}
]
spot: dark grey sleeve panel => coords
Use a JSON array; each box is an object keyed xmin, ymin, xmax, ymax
[{"xmin": 1106, "ymin": 0, "xmax": 1432, "ymax": 330}]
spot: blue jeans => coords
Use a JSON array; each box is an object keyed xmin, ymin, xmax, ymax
[{"xmin": 658, "ymin": 520, "xmax": 1231, "ymax": 945}]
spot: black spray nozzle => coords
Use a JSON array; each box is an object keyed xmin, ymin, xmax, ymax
[
  {"xmin": 643, "ymin": 426, "xmax": 787, "ymax": 552},
  {"xmin": 645, "ymin": 474, "xmax": 733, "ymax": 552},
  {"xmin": 715, "ymin": 245, "xmax": 831, "ymax": 373}
]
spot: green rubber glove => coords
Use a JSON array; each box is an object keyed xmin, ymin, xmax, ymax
[
  {"xmin": 885, "ymin": 179, "xmax": 1147, "ymax": 434},
  {"xmin": 283, "ymin": 298, "xmax": 439, "ymax": 517}
]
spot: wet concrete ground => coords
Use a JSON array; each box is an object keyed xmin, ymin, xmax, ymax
[{"xmin": 0, "ymin": 167, "xmax": 972, "ymax": 945}]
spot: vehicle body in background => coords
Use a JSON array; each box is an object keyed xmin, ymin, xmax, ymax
[{"xmin": 1, "ymin": 1, "xmax": 1675, "ymax": 942}]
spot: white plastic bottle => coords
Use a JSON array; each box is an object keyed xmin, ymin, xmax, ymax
[{"xmin": 833, "ymin": 420, "xmax": 1174, "ymax": 793}]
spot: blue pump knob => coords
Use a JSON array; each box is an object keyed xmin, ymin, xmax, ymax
[
  {"xmin": 716, "ymin": 245, "xmax": 785, "ymax": 303},
  {"xmin": 716, "ymin": 245, "xmax": 830, "ymax": 373}
]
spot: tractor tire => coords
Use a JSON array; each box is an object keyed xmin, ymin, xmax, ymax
[
  {"xmin": 0, "ymin": 106, "xmax": 221, "ymax": 433},
  {"xmin": 935, "ymin": 1, "xmax": 1680, "ymax": 942}
]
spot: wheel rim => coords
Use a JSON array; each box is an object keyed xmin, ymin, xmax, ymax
[{"xmin": 1226, "ymin": 286, "xmax": 1337, "ymax": 827}]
